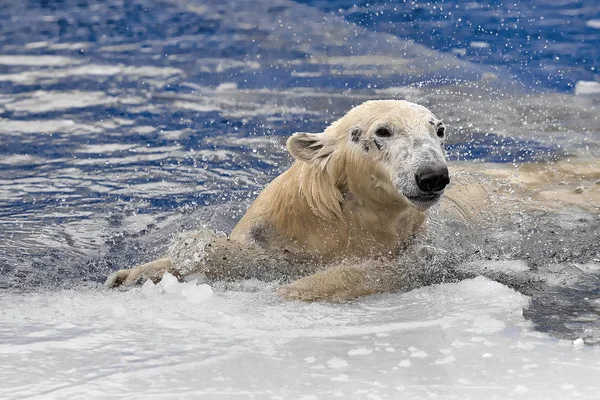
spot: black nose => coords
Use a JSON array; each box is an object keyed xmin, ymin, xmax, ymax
[{"xmin": 415, "ymin": 166, "xmax": 450, "ymax": 193}]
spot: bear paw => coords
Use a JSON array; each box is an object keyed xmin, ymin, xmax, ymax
[
  {"xmin": 278, "ymin": 282, "xmax": 327, "ymax": 302},
  {"xmin": 277, "ymin": 276, "xmax": 359, "ymax": 302},
  {"xmin": 105, "ymin": 258, "xmax": 176, "ymax": 289},
  {"xmin": 277, "ymin": 265, "xmax": 384, "ymax": 302},
  {"xmin": 104, "ymin": 268, "xmax": 145, "ymax": 288}
]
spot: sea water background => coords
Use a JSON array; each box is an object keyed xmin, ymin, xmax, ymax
[{"xmin": 1, "ymin": 0, "xmax": 600, "ymax": 398}]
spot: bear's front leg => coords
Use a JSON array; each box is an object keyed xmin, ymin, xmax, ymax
[
  {"xmin": 105, "ymin": 257, "xmax": 177, "ymax": 288},
  {"xmin": 278, "ymin": 261, "xmax": 398, "ymax": 302}
]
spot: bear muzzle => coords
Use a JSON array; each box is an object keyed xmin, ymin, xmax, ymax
[
  {"xmin": 415, "ymin": 166, "xmax": 450, "ymax": 193},
  {"xmin": 401, "ymin": 165, "xmax": 450, "ymax": 210}
]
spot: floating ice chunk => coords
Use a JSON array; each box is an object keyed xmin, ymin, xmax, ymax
[
  {"xmin": 481, "ymin": 72, "xmax": 498, "ymax": 81},
  {"xmin": 181, "ymin": 281, "xmax": 214, "ymax": 304},
  {"xmin": 331, "ymin": 374, "xmax": 350, "ymax": 382},
  {"xmin": 573, "ymin": 338, "xmax": 585, "ymax": 349},
  {"xmin": 375, "ymin": 86, "xmax": 421, "ymax": 96},
  {"xmin": 576, "ymin": 263, "xmax": 600, "ymax": 273},
  {"xmin": 348, "ymin": 347, "xmax": 373, "ymax": 356},
  {"xmin": 160, "ymin": 271, "xmax": 181, "ymax": 293},
  {"xmin": 408, "ymin": 346, "xmax": 428, "ymax": 358},
  {"xmin": 470, "ymin": 41, "xmax": 490, "ymax": 49},
  {"xmin": 575, "ymin": 81, "xmax": 600, "ymax": 95},
  {"xmin": 434, "ymin": 355, "xmax": 456, "ymax": 365},
  {"xmin": 142, "ymin": 272, "xmax": 213, "ymax": 304},
  {"xmin": 586, "ymin": 19, "xmax": 600, "ymax": 29},
  {"xmin": 514, "ymin": 385, "xmax": 529, "ymax": 394},
  {"xmin": 542, "ymin": 263, "xmax": 600, "ymax": 287},
  {"xmin": 215, "ymin": 82, "xmax": 238, "ymax": 92},
  {"xmin": 5, "ymin": 91, "xmax": 118, "ymax": 113},
  {"xmin": 0, "ymin": 55, "xmax": 81, "ymax": 66},
  {"xmin": 327, "ymin": 357, "xmax": 349, "ymax": 369},
  {"xmin": 141, "ymin": 278, "xmax": 158, "ymax": 296}
]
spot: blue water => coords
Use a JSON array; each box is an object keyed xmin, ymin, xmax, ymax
[{"xmin": 300, "ymin": 0, "xmax": 600, "ymax": 92}]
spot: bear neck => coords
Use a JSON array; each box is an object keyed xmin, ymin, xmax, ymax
[
  {"xmin": 293, "ymin": 159, "xmax": 345, "ymax": 222},
  {"xmin": 231, "ymin": 154, "xmax": 427, "ymax": 260}
]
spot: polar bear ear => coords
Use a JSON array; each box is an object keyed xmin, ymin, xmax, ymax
[{"xmin": 287, "ymin": 132, "xmax": 333, "ymax": 165}]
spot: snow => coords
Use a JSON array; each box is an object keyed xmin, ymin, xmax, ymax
[{"xmin": 1, "ymin": 275, "xmax": 599, "ymax": 399}]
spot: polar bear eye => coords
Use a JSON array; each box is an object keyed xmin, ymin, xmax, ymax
[
  {"xmin": 375, "ymin": 127, "xmax": 392, "ymax": 137},
  {"xmin": 436, "ymin": 126, "xmax": 445, "ymax": 138}
]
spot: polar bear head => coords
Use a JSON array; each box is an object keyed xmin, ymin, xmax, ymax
[{"xmin": 287, "ymin": 100, "xmax": 449, "ymax": 211}]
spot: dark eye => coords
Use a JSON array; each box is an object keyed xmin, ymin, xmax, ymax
[
  {"xmin": 436, "ymin": 126, "xmax": 445, "ymax": 138},
  {"xmin": 375, "ymin": 127, "xmax": 391, "ymax": 137}
]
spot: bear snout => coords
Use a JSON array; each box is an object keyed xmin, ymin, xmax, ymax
[{"xmin": 415, "ymin": 166, "xmax": 450, "ymax": 193}]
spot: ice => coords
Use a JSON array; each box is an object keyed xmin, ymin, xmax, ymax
[
  {"xmin": 0, "ymin": 55, "xmax": 81, "ymax": 66},
  {"xmin": 585, "ymin": 19, "xmax": 600, "ymax": 29},
  {"xmin": 470, "ymin": 41, "xmax": 491, "ymax": 48},
  {"xmin": 1, "ymin": 276, "xmax": 600, "ymax": 399},
  {"xmin": 408, "ymin": 347, "xmax": 428, "ymax": 358},
  {"xmin": 347, "ymin": 347, "xmax": 372, "ymax": 356},
  {"xmin": 575, "ymin": 81, "xmax": 600, "ymax": 95},
  {"xmin": 326, "ymin": 357, "xmax": 349, "ymax": 369},
  {"xmin": 397, "ymin": 359, "xmax": 412, "ymax": 368},
  {"xmin": 141, "ymin": 272, "xmax": 213, "ymax": 304},
  {"xmin": 214, "ymin": 82, "xmax": 238, "ymax": 92},
  {"xmin": 5, "ymin": 91, "xmax": 119, "ymax": 113}
]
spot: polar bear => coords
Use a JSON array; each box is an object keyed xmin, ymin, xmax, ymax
[{"xmin": 106, "ymin": 100, "xmax": 467, "ymax": 301}]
